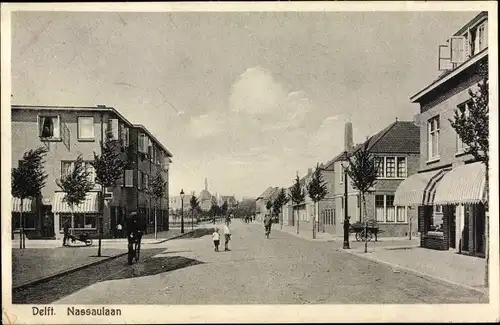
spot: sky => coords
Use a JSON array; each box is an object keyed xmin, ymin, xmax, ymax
[{"xmin": 11, "ymin": 10, "xmax": 480, "ymax": 199}]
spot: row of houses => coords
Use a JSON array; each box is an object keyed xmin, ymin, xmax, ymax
[
  {"xmin": 11, "ymin": 104, "xmax": 173, "ymax": 239},
  {"xmin": 256, "ymin": 11, "xmax": 489, "ymax": 258}
]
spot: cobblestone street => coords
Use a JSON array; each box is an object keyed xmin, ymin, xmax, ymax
[{"xmin": 52, "ymin": 222, "xmax": 486, "ymax": 304}]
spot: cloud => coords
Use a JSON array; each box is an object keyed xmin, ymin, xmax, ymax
[
  {"xmin": 228, "ymin": 66, "xmax": 288, "ymax": 115},
  {"xmin": 188, "ymin": 113, "xmax": 225, "ymax": 138}
]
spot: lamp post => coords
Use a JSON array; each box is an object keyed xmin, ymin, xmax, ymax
[
  {"xmin": 180, "ymin": 189, "xmax": 185, "ymax": 234},
  {"xmin": 342, "ymin": 152, "xmax": 350, "ymax": 249}
]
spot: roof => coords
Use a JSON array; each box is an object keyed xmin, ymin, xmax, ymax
[
  {"xmin": 256, "ymin": 186, "xmax": 279, "ymax": 200},
  {"xmin": 323, "ymin": 120, "xmax": 419, "ymax": 169},
  {"xmin": 11, "ymin": 104, "xmax": 134, "ymax": 127},
  {"xmin": 133, "ymin": 124, "xmax": 173, "ymax": 158}
]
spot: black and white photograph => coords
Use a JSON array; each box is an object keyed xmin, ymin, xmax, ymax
[{"xmin": 1, "ymin": 2, "xmax": 498, "ymax": 324}]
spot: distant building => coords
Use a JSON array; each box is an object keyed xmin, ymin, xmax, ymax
[{"xmin": 255, "ymin": 187, "xmax": 279, "ymax": 221}]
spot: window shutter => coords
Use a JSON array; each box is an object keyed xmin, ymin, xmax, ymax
[
  {"xmin": 108, "ymin": 119, "xmax": 119, "ymax": 140},
  {"xmin": 483, "ymin": 21, "xmax": 488, "ymax": 49},
  {"xmin": 138, "ymin": 170, "xmax": 142, "ymax": 189},
  {"xmin": 450, "ymin": 36, "xmax": 466, "ymax": 64}
]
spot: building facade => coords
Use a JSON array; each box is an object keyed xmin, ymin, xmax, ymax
[
  {"xmin": 324, "ymin": 120, "xmax": 420, "ymax": 237},
  {"xmin": 11, "ymin": 105, "xmax": 172, "ymax": 239},
  {"xmin": 255, "ymin": 186, "xmax": 279, "ymax": 221},
  {"xmin": 395, "ymin": 12, "xmax": 488, "ymax": 257}
]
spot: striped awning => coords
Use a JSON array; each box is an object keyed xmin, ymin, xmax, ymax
[
  {"xmin": 394, "ymin": 168, "xmax": 449, "ymax": 206},
  {"xmin": 11, "ymin": 197, "xmax": 33, "ymax": 212},
  {"xmin": 434, "ymin": 162, "xmax": 486, "ymax": 205},
  {"xmin": 52, "ymin": 192, "xmax": 99, "ymax": 213}
]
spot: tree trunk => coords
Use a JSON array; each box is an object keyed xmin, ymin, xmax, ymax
[
  {"xmin": 296, "ymin": 206, "xmax": 300, "ymax": 234},
  {"xmin": 484, "ymin": 161, "xmax": 489, "ymax": 287},
  {"xmin": 154, "ymin": 202, "xmax": 158, "ymax": 240},
  {"xmin": 20, "ymin": 198, "xmax": 24, "ymax": 249},
  {"xmin": 312, "ymin": 201, "xmax": 317, "ymax": 239},
  {"xmin": 409, "ymin": 215, "xmax": 412, "ymax": 240},
  {"xmin": 362, "ymin": 193, "xmax": 368, "ymax": 253},
  {"xmin": 97, "ymin": 190, "xmax": 104, "ymax": 257}
]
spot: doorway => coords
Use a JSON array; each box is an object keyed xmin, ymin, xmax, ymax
[
  {"xmin": 474, "ymin": 204, "xmax": 485, "ymax": 257},
  {"xmin": 448, "ymin": 205, "xmax": 456, "ymax": 249}
]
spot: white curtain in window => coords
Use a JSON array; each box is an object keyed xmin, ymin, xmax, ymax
[
  {"xmin": 396, "ymin": 206, "xmax": 406, "ymax": 222},
  {"xmin": 386, "ymin": 206, "xmax": 396, "ymax": 222},
  {"xmin": 376, "ymin": 207, "xmax": 385, "ymax": 222},
  {"xmin": 78, "ymin": 117, "xmax": 94, "ymax": 138}
]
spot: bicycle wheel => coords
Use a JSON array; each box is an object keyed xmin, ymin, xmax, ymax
[
  {"xmin": 85, "ymin": 238, "xmax": 93, "ymax": 247},
  {"xmin": 135, "ymin": 241, "xmax": 141, "ymax": 262},
  {"xmin": 355, "ymin": 232, "xmax": 362, "ymax": 242}
]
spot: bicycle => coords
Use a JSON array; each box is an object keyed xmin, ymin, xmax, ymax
[
  {"xmin": 265, "ymin": 225, "xmax": 271, "ymax": 239},
  {"xmin": 127, "ymin": 232, "xmax": 142, "ymax": 265}
]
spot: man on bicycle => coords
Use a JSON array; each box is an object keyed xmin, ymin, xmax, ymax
[
  {"xmin": 264, "ymin": 214, "xmax": 272, "ymax": 237},
  {"xmin": 126, "ymin": 212, "xmax": 143, "ymax": 263}
]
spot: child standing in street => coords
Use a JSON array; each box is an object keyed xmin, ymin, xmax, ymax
[
  {"xmin": 223, "ymin": 222, "xmax": 231, "ymax": 251},
  {"xmin": 212, "ymin": 227, "xmax": 220, "ymax": 252}
]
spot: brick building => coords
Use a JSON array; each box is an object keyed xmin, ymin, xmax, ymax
[
  {"xmin": 323, "ymin": 120, "xmax": 420, "ymax": 237},
  {"xmin": 395, "ymin": 12, "xmax": 488, "ymax": 257},
  {"xmin": 11, "ymin": 105, "xmax": 172, "ymax": 239}
]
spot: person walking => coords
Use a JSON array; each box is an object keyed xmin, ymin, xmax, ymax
[
  {"xmin": 212, "ymin": 227, "xmax": 220, "ymax": 252},
  {"xmin": 62, "ymin": 220, "xmax": 70, "ymax": 246},
  {"xmin": 223, "ymin": 222, "xmax": 231, "ymax": 251},
  {"xmin": 116, "ymin": 223, "xmax": 123, "ymax": 238},
  {"xmin": 264, "ymin": 213, "xmax": 272, "ymax": 238}
]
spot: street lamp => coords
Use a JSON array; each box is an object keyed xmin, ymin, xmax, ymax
[
  {"xmin": 180, "ymin": 189, "xmax": 185, "ymax": 234},
  {"xmin": 341, "ymin": 151, "xmax": 350, "ymax": 249}
]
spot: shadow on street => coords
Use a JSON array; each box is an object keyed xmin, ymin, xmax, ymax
[{"xmin": 101, "ymin": 256, "xmax": 205, "ymax": 282}]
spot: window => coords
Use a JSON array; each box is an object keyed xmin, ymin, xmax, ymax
[
  {"xmin": 12, "ymin": 212, "xmax": 36, "ymax": 230},
  {"xmin": 375, "ymin": 195, "xmax": 385, "ymax": 222},
  {"xmin": 138, "ymin": 133, "xmax": 147, "ymax": 153},
  {"xmin": 385, "ymin": 157, "xmax": 396, "ymax": 178},
  {"xmin": 59, "ymin": 213, "xmax": 97, "ymax": 230},
  {"xmin": 456, "ymin": 102, "xmax": 471, "ymax": 154},
  {"xmin": 124, "ymin": 170, "xmax": 133, "ymax": 187},
  {"xmin": 386, "ymin": 195, "xmax": 395, "ymax": 222},
  {"xmin": 397, "ymin": 157, "xmax": 407, "ymax": 178},
  {"xmin": 38, "ymin": 116, "xmax": 61, "ymax": 139},
  {"xmin": 477, "ymin": 21, "xmax": 488, "ymax": 52},
  {"xmin": 144, "ymin": 174, "xmax": 149, "ymax": 190},
  {"xmin": 375, "ymin": 194, "xmax": 405, "ymax": 223},
  {"xmin": 396, "ymin": 206, "xmax": 407, "ymax": 222},
  {"xmin": 107, "ymin": 119, "xmax": 119, "ymax": 140},
  {"xmin": 61, "ymin": 161, "xmax": 95, "ymax": 184},
  {"xmin": 323, "ymin": 208, "xmax": 335, "ymax": 225},
  {"xmin": 374, "ymin": 156, "xmax": 407, "ymax": 178},
  {"xmin": 427, "ymin": 116, "xmax": 440, "ymax": 160},
  {"xmin": 77, "ymin": 117, "xmax": 94, "ymax": 140},
  {"xmin": 428, "ymin": 205, "xmax": 444, "ymax": 232},
  {"xmin": 375, "ymin": 157, "xmax": 384, "ymax": 177}
]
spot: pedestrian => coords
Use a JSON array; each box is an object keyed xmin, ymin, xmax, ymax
[
  {"xmin": 223, "ymin": 222, "xmax": 231, "ymax": 251},
  {"xmin": 264, "ymin": 214, "xmax": 272, "ymax": 238},
  {"xmin": 62, "ymin": 220, "xmax": 70, "ymax": 246},
  {"xmin": 116, "ymin": 223, "xmax": 123, "ymax": 238},
  {"xmin": 212, "ymin": 227, "xmax": 220, "ymax": 252}
]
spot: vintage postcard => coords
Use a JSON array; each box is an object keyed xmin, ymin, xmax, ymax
[{"xmin": 1, "ymin": 1, "xmax": 499, "ymax": 324}]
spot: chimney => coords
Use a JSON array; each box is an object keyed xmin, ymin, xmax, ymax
[
  {"xmin": 308, "ymin": 168, "xmax": 312, "ymax": 174},
  {"xmin": 344, "ymin": 122, "xmax": 353, "ymax": 152}
]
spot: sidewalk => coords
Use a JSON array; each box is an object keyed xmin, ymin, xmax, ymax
[
  {"xmin": 11, "ymin": 227, "xmax": 204, "ymax": 289},
  {"xmin": 344, "ymin": 245, "xmax": 487, "ymax": 294}
]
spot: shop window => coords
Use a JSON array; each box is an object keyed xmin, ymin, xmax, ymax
[
  {"xmin": 12, "ymin": 212, "xmax": 36, "ymax": 230},
  {"xmin": 59, "ymin": 213, "xmax": 97, "ymax": 230},
  {"xmin": 427, "ymin": 205, "xmax": 444, "ymax": 233}
]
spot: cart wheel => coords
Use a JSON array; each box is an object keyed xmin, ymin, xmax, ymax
[
  {"xmin": 85, "ymin": 239, "xmax": 93, "ymax": 246},
  {"xmin": 355, "ymin": 232, "xmax": 362, "ymax": 242}
]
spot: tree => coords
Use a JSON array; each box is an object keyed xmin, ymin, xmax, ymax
[
  {"xmin": 289, "ymin": 175, "xmax": 305, "ymax": 234},
  {"xmin": 11, "ymin": 147, "xmax": 48, "ymax": 249},
  {"xmin": 56, "ymin": 155, "xmax": 94, "ymax": 241},
  {"xmin": 221, "ymin": 201, "xmax": 228, "ymax": 219},
  {"xmin": 450, "ymin": 59, "xmax": 489, "ymax": 286},
  {"xmin": 273, "ymin": 188, "xmax": 289, "ymax": 230},
  {"xmin": 307, "ymin": 163, "xmax": 328, "ymax": 239},
  {"xmin": 151, "ymin": 172, "xmax": 167, "ymax": 239},
  {"xmin": 190, "ymin": 195, "xmax": 200, "ymax": 228},
  {"xmin": 346, "ymin": 141, "xmax": 378, "ymax": 253},
  {"xmin": 91, "ymin": 131, "xmax": 126, "ymax": 257},
  {"xmin": 210, "ymin": 197, "xmax": 220, "ymax": 224}
]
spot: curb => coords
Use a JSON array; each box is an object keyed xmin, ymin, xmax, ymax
[
  {"xmin": 341, "ymin": 249, "xmax": 488, "ymax": 295},
  {"xmin": 12, "ymin": 229, "xmax": 200, "ymax": 291},
  {"xmin": 149, "ymin": 228, "xmax": 198, "ymax": 244}
]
